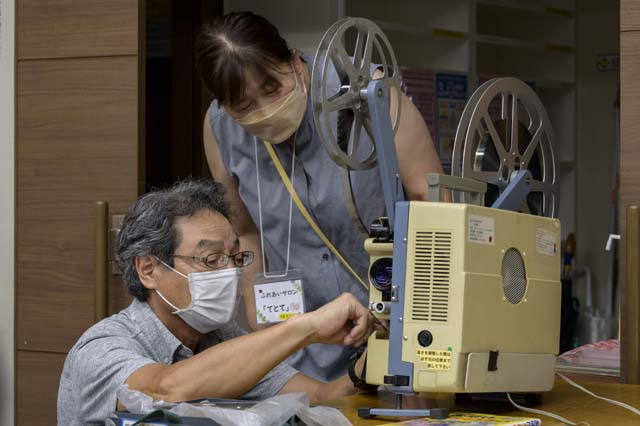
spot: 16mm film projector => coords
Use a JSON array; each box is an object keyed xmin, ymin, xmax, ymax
[{"xmin": 311, "ymin": 18, "xmax": 561, "ymax": 419}]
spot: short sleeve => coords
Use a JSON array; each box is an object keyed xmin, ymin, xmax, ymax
[
  {"xmin": 241, "ymin": 360, "xmax": 300, "ymax": 400},
  {"xmin": 64, "ymin": 334, "xmax": 157, "ymax": 424}
]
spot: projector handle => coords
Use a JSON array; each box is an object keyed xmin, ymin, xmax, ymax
[{"xmin": 427, "ymin": 173, "xmax": 487, "ymax": 205}]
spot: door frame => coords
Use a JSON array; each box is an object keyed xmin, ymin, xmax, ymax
[{"xmin": 0, "ymin": 0, "xmax": 16, "ymax": 424}]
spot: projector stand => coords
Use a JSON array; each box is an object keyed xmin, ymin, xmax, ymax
[{"xmin": 358, "ymin": 393, "xmax": 449, "ymax": 419}]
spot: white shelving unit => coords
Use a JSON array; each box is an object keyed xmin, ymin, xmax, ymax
[{"xmin": 225, "ymin": 0, "xmax": 576, "ymax": 237}]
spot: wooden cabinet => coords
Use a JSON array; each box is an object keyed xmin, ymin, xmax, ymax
[
  {"xmin": 620, "ymin": 0, "xmax": 640, "ymax": 385},
  {"xmin": 15, "ymin": 1, "xmax": 141, "ymax": 423}
]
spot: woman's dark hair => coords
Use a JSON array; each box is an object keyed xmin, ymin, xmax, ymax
[{"xmin": 196, "ymin": 12, "xmax": 293, "ymax": 107}]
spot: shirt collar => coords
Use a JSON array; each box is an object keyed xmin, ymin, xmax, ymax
[
  {"xmin": 127, "ymin": 299, "xmax": 223, "ymax": 363},
  {"xmin": 128, "ymin": 299, "xmax": 186, "ymax": 364}
]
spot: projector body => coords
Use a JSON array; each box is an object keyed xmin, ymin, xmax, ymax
[{"xmin": 366, "ymin": 201, "xmax": 561, "ymax": 394}]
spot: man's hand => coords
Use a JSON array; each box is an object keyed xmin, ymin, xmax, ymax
[{"xmin": 301, "ymin": 293, "xmax": 374, "ymax": 347}]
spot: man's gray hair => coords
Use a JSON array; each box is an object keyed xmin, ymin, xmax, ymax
[{"xmin": 116, "ymin": 179, "xmax": 231, "ymax": 301}]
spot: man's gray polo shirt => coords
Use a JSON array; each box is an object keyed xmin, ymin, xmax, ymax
[{"xmin": 57, "ymin": 299, "xmax": 299, "ymax": 425}]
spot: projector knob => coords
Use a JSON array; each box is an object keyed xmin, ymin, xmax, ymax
[{"xmin": 418, "ymin": 330, "xmax": 433, "ymax": 347}]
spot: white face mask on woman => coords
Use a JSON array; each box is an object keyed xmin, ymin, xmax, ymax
[
  {"xmin": 234, "ymin": 64, "xmax": 307, "ymax": 144},
  {"xmin": 154, "ymin": 257, "xmax": 243, "ymax": 334}
]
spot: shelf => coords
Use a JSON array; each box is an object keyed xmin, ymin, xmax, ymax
[
  {"xmin": 477, "ymin": 33, "xmax": 574, "ymax": 53},
  {"xmin": 477, "ymin": 0, "xmax": 574, "ymax": 17},
  {"xmin": 374, "ymin": 20, "xmax": 467, "ymax": 41}
]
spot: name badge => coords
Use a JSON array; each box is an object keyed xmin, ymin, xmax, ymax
[{"xmin": 253, "ymin": 269, "xmax": 305, "ymax": 324}]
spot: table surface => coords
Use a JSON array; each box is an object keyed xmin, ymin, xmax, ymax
[{"xmin": 328, "ymin": 378, "xmax": 640, "ymax": 425}]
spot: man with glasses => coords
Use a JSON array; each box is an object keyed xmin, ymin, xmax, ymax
[{"xmin": 57, "ymin": 179, "xmax": 375, "ymax": 425}]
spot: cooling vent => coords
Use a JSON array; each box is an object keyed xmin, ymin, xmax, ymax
[{"xmin": 411, "ymin": 231, "xmax": 452, "ymax": 322}]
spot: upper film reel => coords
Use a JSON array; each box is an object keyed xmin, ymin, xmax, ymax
[
  {"xmin": 451, "ymin": 78, "xmax": 559, "ymax": 218},
  {"xmin": 311, "ymin": 17, "xmax": 402, "ymax": 170}
]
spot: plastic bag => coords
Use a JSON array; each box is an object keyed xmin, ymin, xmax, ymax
[
  {"xmin": 116, "ymin": 385, "xmax": 155, "ymax": 414},
  {"xmin": 116, "ymin": 385, "xmax": 351, "ymax": 426}
]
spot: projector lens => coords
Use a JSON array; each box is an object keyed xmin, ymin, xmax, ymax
[{"xmin": 370, "ymin": 258, "xmax": 393, "ymax": 291}]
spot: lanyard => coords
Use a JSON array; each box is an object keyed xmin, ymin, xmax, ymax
[
  {"xmin": 262, "ymin": 140, "xmax": 369, "ymax": 291},
  {"xmin": 254, "ymin": 136, "xmax": 295, "ymax": 278}
]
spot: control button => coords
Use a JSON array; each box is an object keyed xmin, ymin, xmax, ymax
[{"xmin": 418, "ymin": 330, "xmax": 433, "ymax": 347}]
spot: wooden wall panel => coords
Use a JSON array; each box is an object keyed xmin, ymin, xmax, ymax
[
  {"xmin": 18, "ymin": 0, "xmax": 137, "ymax": 60},
  {"xmin": 17, "ymin": 56, "xmax": 138, "ymax": 353},
  {"xmin": 16, "ymin": 351, "xmax": 66, "ymax": 425},
  {"xmin": 622, "ymin": 0, "xmax": 640, "ymax": 31},
  {"xmin": 620, "ymin": 31, "xmax": 640, "ymax": 383},
  {"xmin": 620, "ymin": 31, "xmax": 640, "ymax": 207}
]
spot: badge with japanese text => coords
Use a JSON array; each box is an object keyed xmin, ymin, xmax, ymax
[{"xmin": 253, "ymin": 270, "xmax": 305, "ymax": 324}]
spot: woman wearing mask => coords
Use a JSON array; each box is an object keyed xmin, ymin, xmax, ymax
[{"xmin": 197, "ymin": 12, "xmax": 443, "ymax": 382}]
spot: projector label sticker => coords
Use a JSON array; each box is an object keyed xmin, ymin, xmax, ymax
[
  {"xmin": 417, "ymin": 349, "xmax": 452, "ymax": 370},
  {"xmin": 536, "ymin": 228, "xmax": 558, "ymax": 256},
  {"xmin": 468, "ymin": 215, "xmax": 495, "ymax": 245}
]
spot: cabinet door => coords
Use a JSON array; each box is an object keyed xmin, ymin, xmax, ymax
[
  {"xmin": 17, "ymin": 56, "xmax": 139, "ymax": 353},
  {"xmin": 16, "ymin": 352, "xmax": 67, "ymax": 425},
  {"xmin": 17, "ymin": 0, "xmax": 138, "ymax": 59},
  {"xmin": 622, "ymin": 0, "xmax": 640, "ymax": 32}
]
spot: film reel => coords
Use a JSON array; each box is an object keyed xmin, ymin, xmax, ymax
[
  {"xmin": 451, "ymin": 78, "xmax": 559, "ymax": 218},
  {"xmin": 311, "ymin": 17, "xmax": 402, "ymax": 170}
]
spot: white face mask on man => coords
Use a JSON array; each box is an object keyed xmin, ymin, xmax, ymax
[{"xmin": 154, "ymin": 257, "xmax": 243, "ymax": 334}]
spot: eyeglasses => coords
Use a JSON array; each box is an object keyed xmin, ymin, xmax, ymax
[{"xmin": 172, "ymin": 251, "xmax": 254, "ymax": 270}]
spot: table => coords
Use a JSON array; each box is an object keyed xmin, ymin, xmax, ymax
[{"xmin": 329, "ymin": 378, "xmax": 640, "ymax": 425}]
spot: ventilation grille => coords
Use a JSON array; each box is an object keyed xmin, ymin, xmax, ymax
[
  {"xmin": 501, "ymin": 248, "xmax": 527, "ymax": 304},
  {"xmin": 411, "ymin": 231, "xmax": 452, "ymax": 322}
]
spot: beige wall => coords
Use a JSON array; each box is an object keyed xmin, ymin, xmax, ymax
[
  {"xmin": 0, "ymin": 0, "xmax": 15, "ymax": 424},
  {"xmin": 575, "ymin": 0, "xmax": 620, "ymax": 330},
  {"xmin": 224, "ymin": 0, "xmax": 340, "ymax": 53}
]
